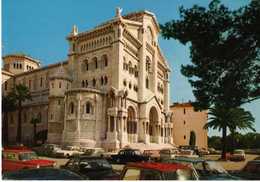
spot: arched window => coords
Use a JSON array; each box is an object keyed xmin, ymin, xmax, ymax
[
  {"xmin": 101, "ymin": 77, "xmax": 104, "ymax": 85},
  {"xmin": 82, "ymin": 80, "xmax": 85, "ymax": 87},
  {"xmin": 146, "ymin": 57, "xmax": 151, "ymax": 72},
  {"xmin": 146, "ymin": 77, "xmax": 149, "ymax": 89},
  {"xmin": 85, "ymin": 60, "xmax": 89, "ymax": 71},
  {"xmin": 92, "ymin": 78, "xmax": 96, "ymax": 87},
  {"xmin": 102, "ymin": 55, "xmax": 108, "ymax": 67},
  {"xmin": 104, "ymin": 76, "xmax": 108, "ymax": 85},
  {"xmin": 92, "ymin": 57, "xmax": 98, "ymax": 69},
  {"xmin": 70, "ymin": 102, "xmax": 74, "ymax": 114},
  {"xmin": 85, "ymin": 80, "xmax": 88, "ymax": 87},
  {"xmin": 86, "ymin": 102, "xmax": 93, "ymax": 114}
]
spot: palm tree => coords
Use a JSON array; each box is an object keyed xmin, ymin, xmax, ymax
[
  {"xmin": 228, "ymin": 108, "xmax": 255, "ymax": 152},
  {"xmin": 9, "ymin": 84, "xmax": 31, "ymax": 143},
  {"xmin": 204, "ymin": 105, "xmax": 230, "ymax": 159},
  {"xmin": 2, "ymin": 94, "xmax": 16, "ymax": 146},
  {"xmin": 30, "ymin": 117, "xmax": 41, "ymax": 145},
  {"xmin": 204, "ymin": 105, "xmax": 255, "ymax": 159}
]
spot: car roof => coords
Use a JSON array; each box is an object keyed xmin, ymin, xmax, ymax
[
  {"xmin": 72, "ymin": 155, "xmax": 106, "ymax": 159},
  {"xmin": 3, "ymin": 148, "xmax": 33, "ymax": 153},
  {"xmin": 170, "ymin": 156, "xmax": 206, "ymax": 163},
  {"xmin": 127, "ymin": 162, "xmax": 190, "ymax": 172}
]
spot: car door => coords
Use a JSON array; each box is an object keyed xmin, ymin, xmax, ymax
[
  {"xmin": 121, "ymin": 167, "xmax": 141, "ymax": 180},
  {"xmin": 3, "ymin": 152, "xmax": 22, "ymax": 172}
]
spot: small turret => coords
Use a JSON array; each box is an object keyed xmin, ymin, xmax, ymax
[{"xmin": 49, "ymin": 63, "xmax": 72, "ymax": 96}]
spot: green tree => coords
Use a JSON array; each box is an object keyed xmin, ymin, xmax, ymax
[
  {"xmin": 228, "ymin": 108, "xmax": 255, "ymax": 152},
  {"xmin": 30, "ymin": 117, "xmax": 41, "ymax": 145},
  {"xmin": 2, "ymin": 94, "xmax": 16, "ymax": 146},
  {"xmin": 160, "ymin": 0, "xmax": 260, "ymax": 159},
  {"xmin": 9, "ymin": 84, "xmax": 31, "ymax": 143}
]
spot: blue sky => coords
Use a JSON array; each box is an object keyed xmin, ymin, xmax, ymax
[{"xmin": 2, "ymin": 0, "xmax": 259, "ymax": 136}]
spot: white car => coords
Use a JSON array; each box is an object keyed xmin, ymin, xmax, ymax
[
  {"xmin": 55, "ymin": 146, "xmax": 83, "ymax": 158},
  {"xmin": 159, "ymin": 148, "xmax": 179, "ymax": 160}
]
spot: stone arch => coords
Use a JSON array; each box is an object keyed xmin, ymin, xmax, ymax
[
  {"xmin": 149, "ymin": 106, "xmax": 159, "ymax": 143},
  {"xmin": 127, "ymin": 106, "xmax": 137, "ymax": 143}
]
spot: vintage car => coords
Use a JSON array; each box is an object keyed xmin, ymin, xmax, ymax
[
  {"xmin": 80, "ymin": 147, "xmax": 105, "ymax": 157},
  {"xmin": 143, "ymin": 150, "xmax": 160, "ymax": 161},
  {"xmin": 111, "ymin": 148, "xmax": 150, "ymax": 164},
  {"xmin": 159, "ymin": 148, "xmax": 179, "ymax": 160},
  {"xmin": 3, "ymin": 168, "xmax": 85, "ymax": 180},
  {"xmin": 33, "ymin": 144, "xmax": 61, "ymax": 157},
  {"xmin": 2, "ymin": 148, "xmax": 56, "ymax": 172},
  {"xmin": 227, "ymin": 149, "xmax": 246, "ymax": 161},
  {"xmin": 55, "ymin": 146, "xmax": 83, "ymax": 158},
  {"xmin": 162, "ymin": 156, "xmax": 240, "ymax": 180},
  {"xmin": 198, "ymin": 148, "xmax": 210, "ymax": 155},
  {"xmin": 61, "ymin": 155, "xmax": 120, "ymax": 180},
  {"xmin": 120, "ymin": 162, "xmax": 197, "ymax": 180},
  {"xmin": 231, "ymin": 160, "xmax": 260, "ymax": 180}
]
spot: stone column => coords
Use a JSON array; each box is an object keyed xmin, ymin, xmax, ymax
[{"xmin": 76, "ymin": 95, "xmax": 81, "ymax": 138}]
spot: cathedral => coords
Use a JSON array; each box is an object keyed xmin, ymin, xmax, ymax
[{"xmin": 2, "ymin": 8, "xmax": 174, "ymax": 151}]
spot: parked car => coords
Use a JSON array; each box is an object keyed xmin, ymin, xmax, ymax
[
  {"xmin": 33, "ymin": 144, "xmax": 61, "ymax": 157},
  {"xmin": 179, "ymin": 145, "xmax": 200, "ymax": 157},
  {"xmin": 143, "ymin": 150, "xmax": 160, "ymax": 161},
  {"xmin": 159, "ymin": 148, "xmax": 179, "ymax": 160},
  {"xmin": 3, "ymin": 168, "xmax": 85, "ymax": 180},
  {"xmin": 231, "ymin": 160, "xmax": 260, "ymax": 180},
  {"xmin": 208, "ymin": 147, "xmax": 221, "ymax": 154},
  {"xmin": 55, "ymin": 146, "xmax": 83, "ymax": 158},
  {"xmin": 120, "ymin": 162, "xmax": 197, "ymax": 180},
  {"xmin": 162, "ymin": 156, "xmax": 240, "ymax": 180},
  {"xmin": 111, "ymin": 149, "xmax": 150, "ymax": 164},
  {"xmin": 61, "ymin": 155, "xmax": 120, "ymax": 180},
  {"xmin": 81, "ymin": 147, "xmax": 105, "ymax": 157},
  {"xmin": 227, "ymin": 149, "xmax": 246, "ymax": 161},
  {"xmin": 198, "ymin": 148, "xmax": 210, "ymax": 155},
  {"xmin": 2, "ymin": 148, "xmax": 56, "ymax": 172}
]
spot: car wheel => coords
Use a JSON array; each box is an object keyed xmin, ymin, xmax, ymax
[{"xmin": 66, "ymin": 154, "xmax": 70, "ymax": 158}]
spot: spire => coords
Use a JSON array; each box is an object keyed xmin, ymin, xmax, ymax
[{"xmin": 71, "ymin": 25, "xmax": 78, "ymax": 36}]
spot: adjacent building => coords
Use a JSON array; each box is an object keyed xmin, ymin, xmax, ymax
[
  {"xmin": 170, "ymin": 102, "xmax": 208, "ymax": 149},
  {"xmin": 2, "ymin": 9, "xmax": 174, "ymax": 151}
]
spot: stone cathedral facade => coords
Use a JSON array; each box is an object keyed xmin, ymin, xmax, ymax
[{"xmin": 2, "ymin": 9, "xmax": 174, "ymax": 151}]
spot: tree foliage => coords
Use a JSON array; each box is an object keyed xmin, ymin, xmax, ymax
[
  {"xmin": 160, "ymin": 0, "xmax": 259, "ymax": 159},
  {"xmin": 9, "ymin": 84, "xmax": 31, "ymax": 143},
  {"xmin": 160, "ymin": 0, "xmax": 260, "ymax": 110}
]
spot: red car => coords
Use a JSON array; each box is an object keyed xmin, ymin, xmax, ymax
[
  {"xmin": 120, "ymin": 162, "xmax": 198, "ymax": 180},
  {"xmin": 2, "ymin": 148, "xmax": 56, "ymax": 172}
]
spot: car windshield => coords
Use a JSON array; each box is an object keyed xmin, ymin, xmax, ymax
[
  {"xmin": 63, "ymin": 146, "xmax": 74, "ymax": 150},
  {"xmin": 234, "ymin": 150, "xmax": 244, "ymax": 154},
  {"xmin": 79, "ymin": 159, "xmax": 111, "ymax": 170},
  {"xmin": 19, "ymin": 152, "xmax": 38, "ymax": 161},
  {"xmin": 194, "ymin": 161, "xmax": 227, "ymax": 175},
  {"xmin": 164, "ymin": 169, "xmax": 194, "ymax": 180}
]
